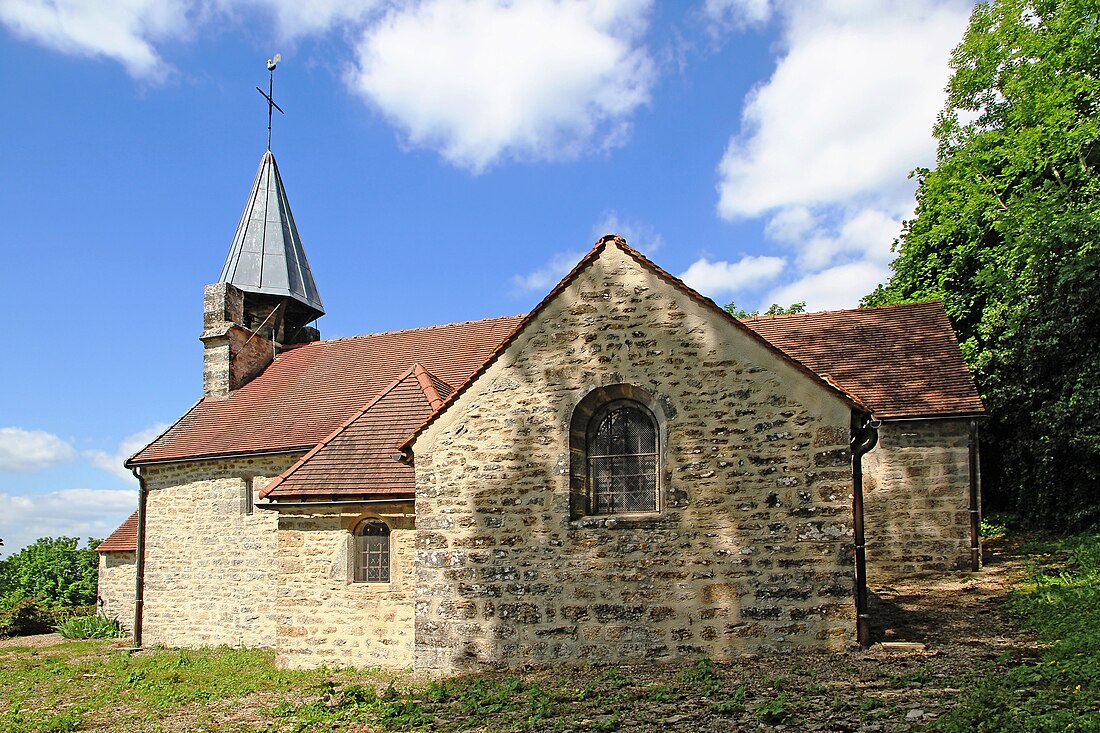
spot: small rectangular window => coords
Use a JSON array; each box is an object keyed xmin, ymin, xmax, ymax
[{"xmin": 240, "ymin": 479, "xmax": 254, "ymax": 516}]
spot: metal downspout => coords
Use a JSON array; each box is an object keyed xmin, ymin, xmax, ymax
[
  {"xmin": 968, "ymin": 420, "xmax": 982, "ymax": 572},
  {"xmin": 130, "ymin": 466, "xmax": 147, "ymax": 648},
  {"xmin": 851, "ymin": 414, "xmax": 880, "ymax": 650}
]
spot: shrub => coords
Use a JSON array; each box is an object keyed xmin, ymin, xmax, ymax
[
  {"xmin": 0, "ymin": 597, "xmax": 55, "ymax": 637},
  {"xmin": 56, "ymin": 613, "xmax": 126, "ymax": 640}
]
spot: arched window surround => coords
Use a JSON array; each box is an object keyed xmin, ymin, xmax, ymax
[{"xmin": 569, "ymin": 384, "xmax": 673, "ymax": 519}]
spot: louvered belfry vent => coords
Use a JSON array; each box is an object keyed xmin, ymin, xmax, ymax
[{"xmin": 588, "ymin": 404, "xmax": 658, "ymax": 513}]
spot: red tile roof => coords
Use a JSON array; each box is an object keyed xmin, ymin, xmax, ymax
[
  {"xmin": 743, "ymin": 301, "xmax": 985, "ymax": 419},
  {"xmin": 98, "ymin": 510, "xmax": 138, "ymax": 553},
  {"xmin": 129, "ymin": 316, "xmax": 524, "ymax": 465},
  {"xmin": 260, "ymin": 364, "xmax": 452, "ymax": 500}
]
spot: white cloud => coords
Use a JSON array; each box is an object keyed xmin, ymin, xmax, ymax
[
  {"xmin": 4, "ymin": 0, "xmax": 655, "ymax": 170},
  {"xmin": 349, "ymin": 0, "xmax": 655, "ymax": 171},
  {"xmin": 710, "ymin": 0, "xmax": 973, "ymax": 309},
  {"xmin": 764, "ymin": 259, "xmax": 891, "ymax": 312},
  {"xmin": 512, "ymin": 250, "xmax": 587, "ymax": 293},
  {"xmin": 717, "ymin": 1, "xmax": 971, "ymax": 219},
  {"xmin": 0, "ymin": 0, "xmax": 189, "ymax": 79},
  {"xmin": 0, "ymin": 427, "xmax": 76, "ymax": 472},
  {"xmin": 0, "ymin": 488, "xmax": 137, "ymax": 556},
  {"xmin": 86, "ymin": 423, "xmax": 170, "ymax": 481},
  {"xmin": 592, "ymin": 211, "xmax": 663, "ymax": 254},
  {"xmin": 679, "ymin": 254, "xmax": 786, "ymax": 299},
  {"xmin": 0, "ymin": 0, "xmax": 382, "ymax": 80},
  {"xmin": 231, "ymin": 0, "xmax": 382, "ymax": 38},
  {"xmin": 701, "ymin": 0, "xmax": 772, "ymax": 33},
  {"xmin": 768, "ymin": 205, "xmax": 902, "ymax": 271}
]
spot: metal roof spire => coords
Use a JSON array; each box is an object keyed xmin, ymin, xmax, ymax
[{"xmin": 218, "ymin": 151, "xmax": 325, "ymax": 319}]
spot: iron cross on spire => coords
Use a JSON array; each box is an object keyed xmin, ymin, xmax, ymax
[{"xmin": 257, "ymin": 53, "xmax": 284, "ymax": 150}]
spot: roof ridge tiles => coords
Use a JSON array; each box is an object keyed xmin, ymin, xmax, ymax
[
  {"xmin": 742, "ymin": 300, "xmax": 945, "ymax": 321},
  {"xmin": 396, "ymin": 236, "xmax": 869, "ymax": 453},
  {"xmin": 310, "ymin": 314, "xmax": 529, "ymax": 346}
]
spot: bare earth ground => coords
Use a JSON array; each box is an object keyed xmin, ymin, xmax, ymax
[{"xmin": 2, "ymin": 538, "xmax": 1038, "ymax": 732}]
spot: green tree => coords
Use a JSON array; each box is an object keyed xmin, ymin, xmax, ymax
[
  {"xmin": 724, "ymin": 301, "xmax": 807, "ymax": 319},
  {"xmin": 864, "ymin": 0, "xmax": 1100, "ymax": 527},
  {"xmin": 0, "ymin": 537, "xmax": 101, "ymax": 608}
]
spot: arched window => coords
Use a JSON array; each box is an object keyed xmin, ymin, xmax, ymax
[
  {"xmin": 353, "ymin": 520, "xmax": 390, "ymax": 583},
  {"xmin": 587, "ymin": 401, "xmax": 659, "ymax": 514}
]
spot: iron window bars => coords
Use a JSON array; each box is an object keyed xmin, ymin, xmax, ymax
[
  {"xmin": 354, "ymin": 521, "xmax": 390, "ymax": 583},
  {"xmin": 588, "ymin": 403, "xmax": 658, "ymax": 514}
]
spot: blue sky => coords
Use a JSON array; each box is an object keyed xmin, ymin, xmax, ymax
[{"xmin": 0, "ymin": 0, "xmax": 976, "ymax": 555}]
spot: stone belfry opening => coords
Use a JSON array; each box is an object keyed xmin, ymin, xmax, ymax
[{"xmin": 201, "ymin": 150, "xmax": 324, "ymax": 399}]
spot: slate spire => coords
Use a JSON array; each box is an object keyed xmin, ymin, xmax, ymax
[{"xmin": 218, "ymin": 150, "xmax": 325, "ymax": 321}]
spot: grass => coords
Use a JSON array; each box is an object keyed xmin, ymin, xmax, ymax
[
  {"xmin": 0, "ymin": 643, "xmax": 363, "ymax": 733},
  {"xmin": 930, "ymin": 529, "xmax": 1100, "ymax": 732}
]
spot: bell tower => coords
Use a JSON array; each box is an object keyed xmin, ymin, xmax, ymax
[
  {"xmin": 200, "ymin": 150, "xmax": 324, "ymax": 399},
  {"xmin": 200, "ymin": 56, "xmax": 324, "ymax": 400}
]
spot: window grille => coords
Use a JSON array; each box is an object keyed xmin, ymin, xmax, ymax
[
  {"xmin": 354, "ymin": 522, "xmax": 390, "ymax": 583},
  {"xmin": 588, "ymin": 404, "xmax": 658, "ymax": 513}
]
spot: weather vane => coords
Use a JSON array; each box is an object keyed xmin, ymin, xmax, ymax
[{"xmin": 257, "ymin": 53, "xmax": 284, "ymax": 151}]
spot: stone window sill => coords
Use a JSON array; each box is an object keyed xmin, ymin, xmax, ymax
[{"xmin": 570, "ymin": 512, "xmax": 666, "ymax": 530}]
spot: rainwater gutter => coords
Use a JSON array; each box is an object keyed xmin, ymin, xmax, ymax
[
  {"xmin": 851, "ymin": 414, "xmax": 880, "ymax": 650},
  {"xmin": 130, "ymin": 466, "xmax": 147, "ymax": 649},
  {"xmin": 968, "ymin": 420, "xmax": 982, "ymax": 572}
]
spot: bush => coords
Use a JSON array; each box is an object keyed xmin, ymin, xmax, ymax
[
  {"xmin": 0, "ymin": 537, "xmax": 101, "ymax": 609},
  {"xmin": 55, "ymin": 613, "xmax": 126, "ymax": 640},
  {"xmin": 0, "ymin": 597, "xmax": 56, "ymax": 637}
]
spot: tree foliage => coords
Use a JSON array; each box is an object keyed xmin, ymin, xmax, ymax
[
  {"xmin": 864, "ymin": 0, "xmax": 1100, "ymax": 527},
  {"xmin": 0, "ymin": 537, "xmax": 101, "ymax": 609},
  {"xmin": 724, "ymin": 301, "xmax": 807, "ymax": 319}
]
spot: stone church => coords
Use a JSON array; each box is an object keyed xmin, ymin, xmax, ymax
[{"xmin": 97, "ymin": 149, "xmax": 985, "ymax": 674}]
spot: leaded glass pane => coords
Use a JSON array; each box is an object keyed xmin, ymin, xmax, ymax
[
  {"xmin": 355, "ymin": 523, "xmax": 390, "ymax": 583},
  {"xmin": 588, "ymin": 405, "xmax": 658, "ymax": 514}
]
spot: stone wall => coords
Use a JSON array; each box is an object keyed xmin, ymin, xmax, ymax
[
  {"xmin": 274, "ymin": 502, "xmax": 416, "ymax": 669},
  {"xmin": 862, "ymin": 419, "xmax": 978, "ymax": 580},
  {"xmin": 412, "ymin": 242, "xmax": 859, "ymax": 676},
  {"xmin": 97, "ymin": 551, "xmax": 135, "ymax": 633},
  {"xmin": 141, "ymin": 454, "xmax": 299, "ymax": 648}
]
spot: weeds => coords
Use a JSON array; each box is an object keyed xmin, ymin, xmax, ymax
[
  {"xmin": 754, "ymin": 693, "xmax": 791, "ymax": 724},
  {"xmin": 677, "ymin": 656, "xmax": 722, "ymax": 695},
  {"xmin": 710, "ymin": 684, "xmax": 747, "ymax": 715}
]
